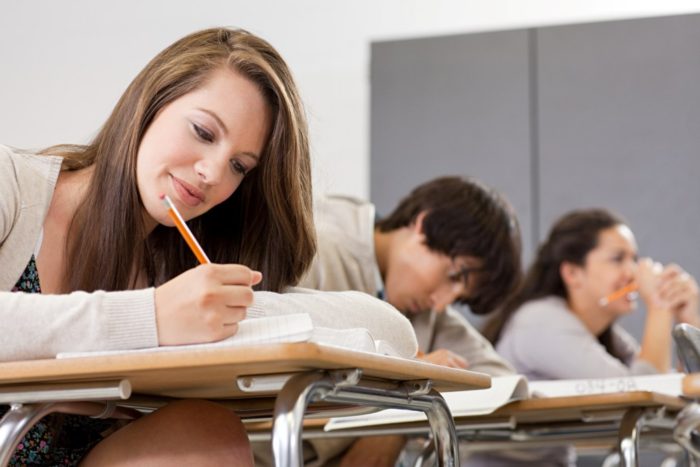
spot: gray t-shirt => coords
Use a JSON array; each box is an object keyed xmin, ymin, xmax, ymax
[
  {"xmin": 496, "ymin": 296, "xmax": 657, "ymax": 380},
  {"xmin": 469, "ymin": 296, "xmax": 658, "ymax": 467}
]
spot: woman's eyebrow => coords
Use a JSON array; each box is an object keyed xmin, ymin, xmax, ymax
[
  {"xmin": 237, "ymin": 151, "xmax": 260, "ymax": 161},
  {"xmin": 196, "ymin": 109, "xmax": 261, "ymax": 161},
  {"xmin": 197, "ymin": 108, "xmax": 228, "ymax": 135}
]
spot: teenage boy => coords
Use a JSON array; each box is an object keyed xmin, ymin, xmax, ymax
[{"xmin": 301, "ymin": 176, "xmax": 523, "ymax": 466}]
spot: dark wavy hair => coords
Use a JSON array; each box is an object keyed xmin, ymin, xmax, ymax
[
  {"xmin": 45, "ymin": 27, "xmax": 314, "ymax": 293},
  {"xmin": 483, "ymin": 208, "xmax": 626, "ymax": 356},
  {"xmin": 376, "ymin": 176, "xmax": 522, "ymax": 315}
]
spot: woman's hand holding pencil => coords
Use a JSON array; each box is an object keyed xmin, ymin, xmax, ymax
[
  {"xmin": 154, "ymin": 264, "xmax": 262, "ymax": 345},
  {"xmin": 153, "ymin": 194, "xmax": 263, "ymax": 346},
  {"xmin": 602, "ymin": 259, "xmax": 700, "ymax": 325},
  {"xmin": 599, "ymin": 259, "xmax": 664, "ymax": 307}
]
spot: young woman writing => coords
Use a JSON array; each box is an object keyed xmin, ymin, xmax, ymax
[{"xmin": 0, "ymin": 27, "xmax": 415, "ymax": 466}]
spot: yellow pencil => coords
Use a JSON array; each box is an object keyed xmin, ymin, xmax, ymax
[{"xmin": 160, "ymin": 194, "xmax": 210, "ymax": 265}]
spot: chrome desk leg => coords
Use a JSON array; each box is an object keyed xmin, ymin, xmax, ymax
[
  {"xmin": 400, "ymin": 394, "xmax": 459, "ymax": 467},
  {"xmin": 272, "ymin": 370, "xmax": 360, "ymax": 467},
  {"xmin": 321, "ymin": 384, "xmax": 458, "ymax": 466},
  {"xmin": 425, "ymin": 389, "xmax": 459, "ymax": 466},
  {"xmin": 674, "ymin": 403, "xmax": 700, "ymax": 459},
  {"xmin": 271, "ymin": 369, "xmax": 459, "ymax": 467},
  {"xmin": 618, "ymin": 407, "xmax": 644, "ymax": 467},
  {"xmin": 412, "ymin": 438, "xmax": 435, "ymax": 467},
  {"xmin": 0, "ymin": 401, "xmax": 138, "ymax": 467},
  {"xmin": 0, "ymin": 403, "xmax": 57, "ymax": 467}
]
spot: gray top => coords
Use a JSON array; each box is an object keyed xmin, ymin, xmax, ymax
[
  {"xmin": 496, "ymin": 296, "xmax": 657, "ymax": 380},
  {"xmin": 472, "ymin": 295, "xmax": 658, "ymax": 467},
  {"xmin": 300, "ymin": 195, "xmax": 514, "ymax": 377},
  {"xmin": 279, "ymin": 195, "xmax": 513, "ymax": 467}
]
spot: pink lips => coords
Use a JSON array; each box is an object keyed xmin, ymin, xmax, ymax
[{"xmin": 171, "ymin": 176, "xmax": 205, "ymax": 207}]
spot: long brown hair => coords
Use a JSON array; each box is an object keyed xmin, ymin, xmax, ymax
[
  {"xmin": 483, "ymin": 209, "xmax": 625, "ymax": 356},
  {"xmin": 45, "ymin": 28, "xmax": 314, "ymax": 293}
]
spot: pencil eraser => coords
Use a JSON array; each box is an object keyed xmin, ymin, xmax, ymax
[{"xmin": 159, "ymin": 193, "xmax": 165, "ymax": 200}]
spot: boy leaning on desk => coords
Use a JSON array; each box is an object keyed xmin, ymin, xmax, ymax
[{"xmin": 253, "ymin": 176, "xmax": 524, "ymax": 466}]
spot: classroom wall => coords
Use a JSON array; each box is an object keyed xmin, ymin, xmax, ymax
[{"xmin": 1, "ymin": 0, "xmax": 699, "ymax": 200}]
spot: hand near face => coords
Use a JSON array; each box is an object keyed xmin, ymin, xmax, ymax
[
  {"xmin": 658, "ymin": 264, "xmax": 700, "ymax": 326},
  {"xmin": 154, "ymin": 264, "xmax": 262, "ymax": 345},
  {"xmin": 418, "ymin": 348, "xmax": 469, "ymax": 369},
  {"xmin": 635, "ymin": 257, "xmax": 664, "ymax": 308}
]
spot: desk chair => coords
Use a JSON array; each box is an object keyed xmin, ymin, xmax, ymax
[
  {"xmin": 673, "ymin": 324, "xmax": 700, "ymax": 373},
  {"xmin": 671, "ymin": 323, "xmax": 700, "ymax": 462}
]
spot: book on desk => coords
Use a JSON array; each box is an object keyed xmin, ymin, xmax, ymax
[{"xmin": 57, "ymin": 313, "xmax": 400, "ymax": 359}]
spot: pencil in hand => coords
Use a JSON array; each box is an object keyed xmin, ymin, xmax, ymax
[
  {"xmin": 160, "ymin": 193, "xmax": 211, "ymax": 265},
  {"xmin": 599, "ymin": 282, "xmax": 638, "ymax": 307}
]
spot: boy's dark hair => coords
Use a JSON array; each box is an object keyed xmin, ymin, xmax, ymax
[{"xmin": 376, "ymin": 176, "xmax": 522, "ymax": 315}]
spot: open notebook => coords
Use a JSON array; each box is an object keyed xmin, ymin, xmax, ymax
[
  {"xmin": 57, "ymin": 313, "xmax": 399, "ymax": 359},
  {"xmin": 324, "ymin": 375, "xmax": 529, "ymax": 431}
]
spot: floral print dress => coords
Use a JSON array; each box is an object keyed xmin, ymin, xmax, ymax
[{"xmin": 1, "ymin": 256, "xmax": 115, "ymax": 466}]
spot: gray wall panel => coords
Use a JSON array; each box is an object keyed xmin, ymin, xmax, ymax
[
  {"xmin": 370, "ymin": 30, "xmax": 534, "ymax": 261},
  {"xmin": 537, "ymin": 15, "xmax": 700, "ymax": 336}
]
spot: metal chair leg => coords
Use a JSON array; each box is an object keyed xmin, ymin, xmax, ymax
[
  {"xmin": 618, "ymin": 407, "xmax": 644, "ymax": 467},
  {"xmin": 271, "ymin": 369, "xmax": 460, "ymax": 467}
]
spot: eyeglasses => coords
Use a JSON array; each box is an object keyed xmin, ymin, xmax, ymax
[
  {"xmin": 447, "ymin": 264, "xmax": 481, "ymax": 287},
  {"xmin": 440, "ymin": 263, "xmax": 481, "ymax": 305}
]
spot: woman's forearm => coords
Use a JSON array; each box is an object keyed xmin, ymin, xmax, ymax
[{"xmin": 637, "ymin": 306, "xmax": 673, "ymax": 372}]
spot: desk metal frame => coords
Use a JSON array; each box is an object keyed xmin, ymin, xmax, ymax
[
  {"xmin": 0, "ymin": 368, "xmax": 460, "ymax": 467},
  {"xmin": 251, "ymin": 393, "xmax": 698, "ymax": 467}
]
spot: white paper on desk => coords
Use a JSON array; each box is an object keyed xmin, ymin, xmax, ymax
[
  {"xmin": 309, "ymin": 328, "xmax": 401, "ymax": 357},
  {"xmin": 56, "ymin": 313, "xmax": 314, "ymax": 358},
  {"xmin": 324, "ymin": 375, "xmax": 529, "ymax": 431},
  {"xmin": 528, "ymin": 373, "xmax": 684, "ymax": 398}
]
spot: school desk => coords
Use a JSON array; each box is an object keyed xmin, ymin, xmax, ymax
[
  {"xmin": 0, "ymin": 342, "xmax": 490, "ymax": 467},
  {"xmin": 248, "ymin": 375, "xmax": 700, "ymax": 467}
]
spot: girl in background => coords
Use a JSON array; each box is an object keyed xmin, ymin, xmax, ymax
[
  {"xmin": 485, "ymin": 209, "xmax": 699, "ymax": 378},
  {"xmin": 478, "ymin": 208, "xmax": 699, "ymax": 466}
]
